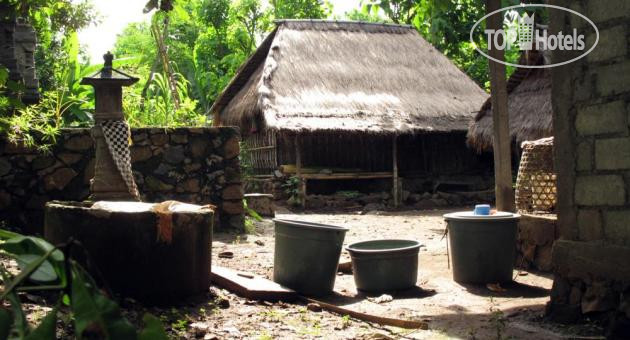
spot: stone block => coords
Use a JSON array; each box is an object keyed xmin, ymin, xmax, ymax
[
  {"xmin": 58, "ymin": 153, "xmax": 83, "ymax": 165},
  {"xmin": 183, "ymin": 163, "xmax": 201, "ymax": 173},
  {"xmin": 222, "ymin": 137, "xmax": 240, "ymax": 160},
  {"xmin": 574, "ymin": 175, "xmax": 625, "ymax": 206},
  {"xmin": 586, "ymin": 0, "xmax": 630, "ymax": 23},
  {"xmin": 581, "ymin": 280, "xmax": 617, "ymax": 313},
  {"xmin": 586, "ymin": 25, "xmax": 626, "ymax": 63},
  {"xmin": 150, "ymin": 132, "xmax": 169, "ymax": 145},
  {"xmin": 32, "ymin": 156, "xmax": 55, "ymax": 170},
  {"xmin": 163, "ymin": 146, "xmax": 185, "ymax": 164},
  {"xmin": 0, "ymin": 158, "xmax": 11, "ymax": 176},
  {"xmin": 222, "ymin": 184, "xmax": 244, "ymax": 200},
  {"xmin": 228, "ymin": 214, "xmax": 244, "ymax": 231},
  {"xmin": 170, "ymin": 134, "xmax": 188, "ymax": 144},
  {"xmin": 0, "ymin": 191, "xmax": 11, "ymax": 209},
  {"xmin": 596, "ymin": 137, "xmax": 630, "ymax": 170},
  {"xmin": 575, "ymin": 100, "xmax": 626, "ymax": 136},
  {"xmin": 596, "ymin": 61, "xmax": 630, "ymax": 97},
  {"xmin": 183, "ymin": 178, "xmax": 200, "ymax": 193},
  {"xmin": 43, "ymin": 168, "xmax": 77, "ymax": 191},
  {"xmin": 576, "ymin": 140, "xmax": 593, "ymax": 171},
  {"xmin": 569, "ymin": 284, "xmax": 583, "ymax": 306},
  {"xmin": 189, "ymin": 137, "xmax": 208, "ymax": 158},
  {"xmin": 535, "ymin": 244, "xmax": 553, "ymax": 271},
  {"xmin": 130, "ymin": 146, "xmax": 152, "ymax": 163},
  {"xmin": 552, "ymin": 240, "xmax": 630, "ymax": 282},
  {"xmin": 64, "ymin": 135, "xmax": 93, "ymax": 151},
  {"xmin": 603, "ymin": 210, "xmax": 630, "ymax": 245},
  {"xmin": 577, "ymin": 209, "xmax": 603, "ymax": 241},
  {"xmin": 132, "ymin": 132, "xmax": 148, "ymax": 142},
  {"xmin": 145, "ymin": 176, "xmax": 174, "ymax": 192},
  {"xmin": 518, "ymin": 214, "xmax": 557, "ymax": 245},
  {"xmin": 222, "ymin": 200, "xmax": 244, "ymax": 215}
]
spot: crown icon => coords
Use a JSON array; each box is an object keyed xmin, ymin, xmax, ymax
[{"xmin": 519, "ymin": 13, "xmax": 535, "ymax": 25}]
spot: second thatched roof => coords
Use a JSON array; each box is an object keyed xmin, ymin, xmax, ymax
[
  {"xmin": 211, "ymin": 20, "xmax": 488, "ymax": 136},
  {"xmin": 467, "ymin": 50, "xmax": 552, "ymax": 152}
]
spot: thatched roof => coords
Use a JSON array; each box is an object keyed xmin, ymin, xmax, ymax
[
  {"xmin": 211, "ymin": 20, "xmax": 488, "ymax": 136},
  {"xmin": 467, "ymin": 50, "xmax": 552, "ymax": 152}
]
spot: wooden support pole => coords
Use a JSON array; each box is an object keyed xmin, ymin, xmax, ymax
[
  {"xmin": 295, "ymin": 135, "xmax": 305, "ymax": 208},
  {"xmin": 392, "ymin": 134, "xmax": 399, "ymax": 207},
  {"xmin": 486, "ymin": 0, "xmax": 515, "ymax": 212}
]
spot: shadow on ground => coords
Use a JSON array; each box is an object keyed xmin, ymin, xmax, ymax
[{"xmin": 425, "ymin": 304, "xmax": 605, "ymax": 340}]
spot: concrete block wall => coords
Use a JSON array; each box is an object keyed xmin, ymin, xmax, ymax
[
  {"xmin": 549, "ymin": 0, "xmax": 630, "ymax": 334},
  {"xmin": 0, "ymin": 127, "xmax": 244, "ymax": 234}
]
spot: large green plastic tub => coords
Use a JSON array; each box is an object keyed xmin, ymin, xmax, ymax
[
  {"xmin": 347, "ymin": 239, "xmax": 421, "ymax": 292},
  {"xmin": 444, "ymin": 211, "xmax": 520, "ymax": 284},
  {"xmin": 273, "ymin": 219, "xmax": 348, "ymax": 296}
]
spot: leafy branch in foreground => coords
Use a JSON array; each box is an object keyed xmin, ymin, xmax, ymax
[{"xmin": 0, "ymin": 231, "xmax": 169, "ymax": 339}]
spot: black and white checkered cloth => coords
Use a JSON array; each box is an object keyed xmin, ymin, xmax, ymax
[{"xmin": 100, "ymin": 120, "xmax": 140, "ymax": 199}]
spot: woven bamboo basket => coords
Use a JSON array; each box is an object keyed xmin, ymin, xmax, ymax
[{"xmin": 515, "ymin": 137, "xmax": 556, "ymax": 214}]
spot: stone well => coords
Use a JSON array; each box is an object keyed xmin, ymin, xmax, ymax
[{"xmin": 45, "ymin": 201, "xmax": 213, "ymax": 304}]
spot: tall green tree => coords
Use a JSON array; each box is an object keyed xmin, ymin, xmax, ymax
[{"xmin": 271, "ymin": 0, "xmax": 328, "ymax": 19}]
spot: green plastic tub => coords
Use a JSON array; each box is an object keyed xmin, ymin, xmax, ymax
[
  {"xmin": 444, "ymin": 211, "xmax": 520, "ymax": 284},
  {"xmin": 346, "ymin": 239, "xmax": 421, "ymax": 292},
  {"xmin": 273, "ymin": 219, "xmax": 348, "ymax": 296}
]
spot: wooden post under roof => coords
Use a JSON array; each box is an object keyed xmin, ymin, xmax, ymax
[
  {"xmin": 295, "ymin": 135, "xmax": 305, "ymax": 208},
  {"xmin": 486, "ymin": 0, "xmax": 515, "ymax": 212},
  {"xmin": 392, "ymin": 134, "xmax": 399, "ymax": 207}
]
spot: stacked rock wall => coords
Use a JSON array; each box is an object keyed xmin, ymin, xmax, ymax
[
  {"xmin": 0, "ymin": 127, "xmax": 244, "ymax": 234},
  {"xmin": 549, "ymin": 1, "xmax": 630, "ymax": 335}
]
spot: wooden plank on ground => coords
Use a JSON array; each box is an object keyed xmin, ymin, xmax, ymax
[{"xmin": 211, "ymin": 266, "xmax": 298, "ymax": 301}]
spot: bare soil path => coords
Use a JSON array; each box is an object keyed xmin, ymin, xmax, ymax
[{"xmin": 208, "ymin": 208, "xmax": 604, "ymax": 339}]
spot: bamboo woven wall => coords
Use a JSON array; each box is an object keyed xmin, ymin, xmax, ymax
[{"xmin": 243, "ymin": 130, "xmax": 277, "ymax": 174}]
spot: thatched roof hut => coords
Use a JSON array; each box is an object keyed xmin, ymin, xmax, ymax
[
  {"xmin": 467, "ymin": 50, "xmax": 552, "ymax": 152},
  {"xmin": 211, "ymin": 20, "xmax": 488, "ymax": 135},
  {"xmin": 211, "ymin": 20, "xmax": 494, "ymax": 206}
]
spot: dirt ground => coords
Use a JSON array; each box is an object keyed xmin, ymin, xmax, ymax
[
  {"xmin": 3, "ymin": 207, "xmax": 606, "ymax": 339},
  {"xmin": 204, "ymin": 207, "xmax": 604, "ymax": 340}
]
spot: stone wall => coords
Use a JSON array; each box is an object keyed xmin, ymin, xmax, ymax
[
  {"xmin": 516, "ymin": 214, "xmax": 557, "ymax": 272},
  {"xmin": 549, "ymin": 1, "xmax": 630, "ymax": 335},
  {"xmin": 0, "ymin": 127, "xmax": 244, "ymax": 234}
]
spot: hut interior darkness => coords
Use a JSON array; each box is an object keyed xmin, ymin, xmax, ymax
[{"xmin": 211, "ymin": 20, "xmax": 492, "ymax": 206}]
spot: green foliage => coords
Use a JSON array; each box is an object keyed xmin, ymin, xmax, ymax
[
  {"xmin": 243, "ymin": 199, "xmax": 263, "ymax": 234},
  {"xmin": 282, "ymin": 176, "xmax": 300, "ymax": 198},
  {"xmin": 271, "ymin": 0, "xmax": 328, "ymax": 19},
  {"xmin": 113, "ymin": 0, "xmax": 329, "ymax": 117},
  {"xmin": 0, "ymin": 230, "xmax": 169, "ymax": 339},
  {"xmin": 125, "ymin": 71, "xmax": 206, "ymax": 127},
  {"xmin": 363, "ymin": 0, "xmax": 528, "ymax": 89},
  {"xmin": 0, "ymin": 92, "xmax": 63, "ymax": 153}
]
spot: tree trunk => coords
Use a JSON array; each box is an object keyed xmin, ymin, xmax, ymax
[
  {"xmin": 486, "ymin": 0, "xmax": 515, "ymax": 212},
  {"xmin": 152, "ymin": 15, "xmax": 180, "ymax": 111}
]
